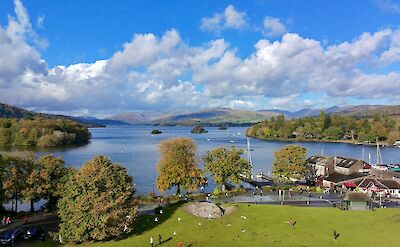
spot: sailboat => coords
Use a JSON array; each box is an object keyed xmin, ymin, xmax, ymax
[{"xmin": 247, "ymin": 137, "xmax": 254, "ymax": 180}]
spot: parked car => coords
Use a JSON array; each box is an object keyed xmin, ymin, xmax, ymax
[
  {"xmin": 0, "ymin": 229, "xmax": 23, "ymax": 245},
  {"xmin": 22, "ymin": 226, "xmax": 44, "ymax": 240}
]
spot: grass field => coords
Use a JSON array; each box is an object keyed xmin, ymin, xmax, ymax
[{"xmin": 34, "ymin": 203, "xmax": 400, "ymax": 247}]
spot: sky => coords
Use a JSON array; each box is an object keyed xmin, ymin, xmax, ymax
[{"xmin": 0, "ymin": 0, "xmax": 400, "ymax": 117}]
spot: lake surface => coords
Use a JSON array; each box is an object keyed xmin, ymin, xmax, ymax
[{"xmin": 23, "ymin": 125, "xmax": 398, "ymax": 195}]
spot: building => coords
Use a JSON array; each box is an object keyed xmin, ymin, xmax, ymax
[
  {"xmin": 322, "ymin": 172, "xmax": 368, "ymax": 188},
  {"xmin": 342, "ymin": 192, "xmax": 372, "ymax": 211},
  {"xmin": 333, "ymin": 157, "xmax": 371, "ymax": 175},
  {"xmin": 306, "ymin": 156, "xmax": 335, "ymax": 177},
  {"xmin": 353, "ymin": 177, "xmax": 400, "ymax": 198}
]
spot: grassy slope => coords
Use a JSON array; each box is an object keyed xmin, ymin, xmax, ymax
[{"xmin": 35, "ymin": 204, "xmax": 399, "ymax": 247}]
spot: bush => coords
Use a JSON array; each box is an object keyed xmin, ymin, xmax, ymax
[{"xmin": 213, "ymin": 187, "xmax": 221, "ymax": 195}]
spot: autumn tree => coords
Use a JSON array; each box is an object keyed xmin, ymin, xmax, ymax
[
  {"xmin": 156, "ymin": 138, "xmax": 205, "ymax": 194},
  {"xmin": 57, "ymin": 155, "xmax": 137, "ymax": 243},
  {"xmin": 2, "ymin": 152, "xmax": 35, "ymax": 212},
  {"xmin": 272, "ymin": 145, "xmax": 308, "ymax": 182},
  {"xmin": 203, "ymin": 147, "xmax": 250, "ymax": 191},
  {"xmin": 22, "ymin": 155, "xmax": 68, "ymax": 212},
  {"xmin": 0, "ymin": 155, "xmax": 6, "ymax": 205}
]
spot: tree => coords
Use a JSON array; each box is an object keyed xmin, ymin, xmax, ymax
[
  {"xmin": 203, "ymin": 147, "xmax": 251, "ymax": 191},
  {"xmin": 272, "ymin": 145, "xmax": 308, "ymax": 182},
  {"xmin": 57, "ymin": 155, "xmax": 137, "ymax": 243},
  {"xmin": 2, "ymin": 152, "xmax": 35, "ymax": 212},
  {"xmin": 156, "ymin": 138, "xmax": 205, "ymax": 194},
  {"xmin": 0, "ymin": 155, "xmax": 6, "ymax": 206},
  {"xmin": 22, "ymin": 155, "xmax": 68, "ymax": 212}
]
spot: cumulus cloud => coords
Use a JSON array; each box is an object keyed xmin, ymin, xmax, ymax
[
  {"xmin": 200, "ymin": 5, "xmax": 247, "ymax": 33},
  {"xmin": 263, "ymin": 16, "xmax": 287, "ymax": 38},
  {"xmin": 1, "ymin": 0, "xmax": 400, "ymax": 115}
]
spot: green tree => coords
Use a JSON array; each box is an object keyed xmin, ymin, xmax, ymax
[
  {"xmin": 57, "ymin": 155, "xmax": 137, "ymax": 243},
  {"xmin": 322, "ymin": 126, "xmax": 342, "ymax": 140},
  {"xmin": 203, "ymin": 147, "xmax": 251, "ymax": 191},
  {"xmin": 272, "ymin": 145, "xmax": 308, "ymax": 182},
  {"xmin": 156, "ymin": 138, "xmax": 205, "ymax": 194}
]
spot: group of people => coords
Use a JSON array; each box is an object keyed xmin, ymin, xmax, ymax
[{"xmin": 1, "ymin": 216, "xmax": 11, "ymax": 226}]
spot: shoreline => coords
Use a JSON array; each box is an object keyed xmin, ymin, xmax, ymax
[{"xmin": 248, "ymin": 136, "xmax": 395, "ymax": 147}]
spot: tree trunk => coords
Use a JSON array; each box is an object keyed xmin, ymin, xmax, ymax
[
  {"xmin": 14, "ymin": 196, "xmax": 18, "ymax": 213},
  {"xmin": 30, "ymin": 200, "xmax": 34, "ymax": 213},
  {"xmin": 176, "ymin": 184, "xmax": 181, "ymax": 195}
]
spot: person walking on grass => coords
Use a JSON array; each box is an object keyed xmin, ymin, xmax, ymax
[
  {"xmin": 158, "ymin": 234, "xmax": 162, "ymax": 244},
  {"xmin": 150, "ymin": 236, "xmax": 154, "ymax": 247},
  {"xmin": 178, "ymin": 240, "xmax": 183, "ymax": 247}
]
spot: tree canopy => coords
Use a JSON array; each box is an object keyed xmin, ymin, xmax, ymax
[
  {"xmin": 272, "ymin": 145, "xmax": 308, "ymax": 182},
  {"xmin": 57, "ymin": 155, "xmax": 137, "ymax": 243},
  {"xmin": 203, "ymin": 147, "xmax": 251, "ymax": 191},
  {"xmin": 156, "ymin": 138, "xmax": 205, "ymax": 194},
  {"xmin": 0, "ymin": 117, "xmax": 91, "ymax": 147},
  {"xmin": 247, "ymin": 112, "xmax": 400, "ymax": 144},
  {"xmin": 1, "ymin": 152, "xmax": 68, "ymax": 212}
]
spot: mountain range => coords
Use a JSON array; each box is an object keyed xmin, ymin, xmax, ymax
[
  {"xmin": 2, "ymin": 103, "xmax": 400, "ymax": 127},
  {"xmin": 106, "ymin": 105, "xmax": 400, "ymax": 126}
]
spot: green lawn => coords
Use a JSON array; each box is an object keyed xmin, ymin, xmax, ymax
[{"xmin": 34, "ymin": 203, "xmax": 400, "ymax": 247}]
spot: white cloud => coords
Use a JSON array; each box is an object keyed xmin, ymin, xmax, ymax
[
  {"xmin": 1, "ymin": 0, "xmax": 400, "ymax": 115},
  {"xmin": 200, "ymin": 5, "xmax": 247, "ymax": 33},
  {"xmin": 375, "ymin": 0, "xmax": 400, "ymax": 13},
  {"xmin": 263, "ymin": 16, "xmax": 287, "ymax": 38}
]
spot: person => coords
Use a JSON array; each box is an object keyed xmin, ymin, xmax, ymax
[
  {"xmin": 24, "ymin": 215, "xmax": 29, "ymax": 224},
  {"xmin": 150, "ymin": 236, "xmax": 154, "ymax": 247},
  {"xmin": 6, "ymin": 216, "xmax": 11, "ymax": 225},
  {"xmin": 2, "ymin": 217, "xmax": 5, "ymax": 226},
  {"xmin": 333, "ymin": 229, "xmax": 340, "ymax": 241},
  {"xmin": 178, "ymin": 240, "xmax": 183, "ymax": 247},
  {"xmin": 158, "ymin": 234, "xmax": 162, "ymax": 244}
]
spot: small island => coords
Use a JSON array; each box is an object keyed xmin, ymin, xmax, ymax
[
  {"xmin": 191, "ymin": 125, "xmax": 208, "ymax": 134},
  {"xmin": 151, "ymin": 129, "xmax": 162, "ymax": 134}
]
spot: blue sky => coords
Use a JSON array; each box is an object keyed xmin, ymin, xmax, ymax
[{"xmin": 0, "ymin": 0, "xmax": 400, "ymax": 116}]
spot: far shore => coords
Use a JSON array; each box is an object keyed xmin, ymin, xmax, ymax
[{"xmin": 248, "ymin": 136, "xmax": 397, "ymax": 147}]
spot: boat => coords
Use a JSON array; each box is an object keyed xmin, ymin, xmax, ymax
[{"xmin": 229, "ymin": 140, "xmax": 235, "ymax": 143}]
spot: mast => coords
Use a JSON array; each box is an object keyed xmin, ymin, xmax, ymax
[
  {"xmin": 247, "ymin": 137, "xmax": 253, "ymax": 179},
  {"xmin": 376, "ymin": 138, "xmax": 383, "ymax": 165},
  {"xmin": 362, "ymin": 148, "xmax": 365, "ymax": 161},
  {"xmin": 368, "ymin": 152, "xmax": 371, "ymax": 165}
]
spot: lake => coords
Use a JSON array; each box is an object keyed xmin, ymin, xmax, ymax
[{"xmin": 27, "ymin": 125, "xmax": 400, "ymax": 195}]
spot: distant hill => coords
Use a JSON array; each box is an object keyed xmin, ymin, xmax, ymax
[
  {"xmin": 4, "ymin": 102, "xmax": 400, "ymax": 127},
  {"xmin": 0, "ymin": 103, "xmax": 106, "ymax": 127},
  {"xmin": 0, "ymin": 103, "xmax": 36, "ymax": 118},
  {"xmin": 107, "ymin": 112, "xmax": 149, "ymax": 124},
  {"xmin": 148, "ymin": 108, "xmax": 280, "ymax": 126}
]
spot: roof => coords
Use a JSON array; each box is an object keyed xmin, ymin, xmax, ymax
[
  {"xmin": 335, "ymin": 157, "xmax": 365, "ymax": 169},
  {"xmin": 323, "ymin": 172, "xmax": 368, "ymax": 183},
  {"xmin": 343, "ymin": 181, "xmax": 357, "ymax": 188},
  {"xmin": 306, "ymin": 156, "xmax": 327, "ymax": 164},
  {"xmin": 343, "ymin": 192, "xmax": 371, "ymax": 202},
  {"xmin": 379, "ymin": 179, "xmax": 400, "ymax": 189},
  {"xmin": 355, "ymin": 177, "xmax": 400, "ymax": 189}
]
